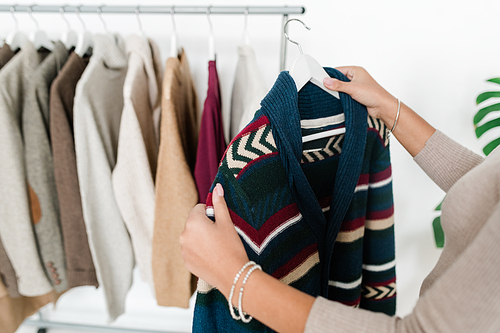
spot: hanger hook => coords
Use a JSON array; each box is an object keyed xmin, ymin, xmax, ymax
[
  {"xmin": 170, "ymin": 6, "xmax": 177, "ymax": 33},
  {"xmin": 75, "ymin": 6, "xmax": 87, "ymax": 31},
  {"xmin": 97, "ymin": 6, "xmax": 108, "ymax": 32},
  {"xmin": 135, "ymin": 7, "xmax": 143, "ymax": 34},
  {"xmin": 283, "ymin": 18, "xmax": 311, "ymax": 55},
  {"xmin": 27, "ymin": 5, "xmax": 40, "ymax": 31},
  {"xmin": 59, "ymin": 6, "xmax": 72, "ymax": 30},
  {"xmin": 206, "ymin": 6, "xmax": 213, "ymax": 35},
  {"xmin": 10, "ymin": 6, "xmax": 19, "ymax": 31},
  {"xmin": 244, "ymin": 7, "xmax": 249, "ymax": 33}
]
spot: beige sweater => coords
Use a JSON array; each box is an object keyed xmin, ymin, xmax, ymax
[
  {"xmin": 153, "ymin": 49, "xmax": 199, "ymax": 308},
  {"xmin": 112, "ymin": 35, "xmax": 163, "ymax": 291},
  {"xmin": 305, "ymin": 130, "xmax": 500, "ymax": 332}
]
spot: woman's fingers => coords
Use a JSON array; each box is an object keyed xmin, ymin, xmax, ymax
[{"xmin": 212, "ymin": 183, "xmax": 232, "ymax": 229}]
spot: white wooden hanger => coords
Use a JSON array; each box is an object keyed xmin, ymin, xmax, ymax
[
  {"xmin": 135, "ymin": 7, "xmax": 146, "ymax": 37},
  {"xmin": 207, "ymin": 6, "xmax": 216, "ymax": 61},
  {"xmin": 283, "ymin": 19, "xmax": 344, "ymax": 143},
  {"xmin": 285, "ymin": 19, "xmax": 339, "ymax": 99},
  {"xmin": 59, "ymin": 7, "xmax": 77, "ymax": 50},
  {"xmin": 74, "ymin": 7, "xmax": 93, "ymax": 58},
  {"xmin": 169, "ymin": 6, "xmax": 180, "ymax": 58},
  {"xmin": 27, "ymin": 6, "xmax": 54, "ymax": 51},
  {"xmin": 6, "ymin": 6, "xmax": 28, "ymax": 52}
]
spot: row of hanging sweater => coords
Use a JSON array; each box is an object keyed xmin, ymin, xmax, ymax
[
  {"xmin": 0, "ymin": 31, "xmax": 266, "ymax": 324},
  {"xmin": 0, "ymin": 29, "xmax": 397, "ymax": 332}
]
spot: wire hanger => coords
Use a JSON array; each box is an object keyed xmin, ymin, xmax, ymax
[
  {"xmin": 135, "ymin": 7, "xmax": 145, "ymax": 37},
  {"xmin": 74, "ymin": 6, "xmax": 94, "ymax": 57},
  {"xmin": 169, "ymin": 6, "xmax": 179, "ymax": 57},
  {"xmin": 243, "ymin": 7, "xmax": 250, "ymax": 45},
  {"xmin": 28, "ymin": 5, "xmax": 54, "ymax": 51},
  {"xmin": 285, "ymin": 19, "xmax": 339, "ymax": 99},
  {"xmin": 60, "ymin": 6, "xmax": 77, "ymax": 50},
  {"xmin": 207, "ymin": 6, "xmax": 216, "ymax": 61},
  {"xmin": 5, "ymin": 6, "xmax": 28, "ymax": 52}
]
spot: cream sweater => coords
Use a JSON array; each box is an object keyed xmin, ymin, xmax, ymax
[
  {"xmin": 305, "ymin": 130, "xmax": 500, "ymax": 332},
  {"xmin": 74, "ymin": 34, "xmax": 134, "ymax": 321},
  {"xmin": 112, "ymin": 35, "xmax": 163, "ymax": 292}
]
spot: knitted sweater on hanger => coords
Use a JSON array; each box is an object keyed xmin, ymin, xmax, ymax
[{"xmin": 193, "ymin": 69, "xmax": 396, "ymax": 332}]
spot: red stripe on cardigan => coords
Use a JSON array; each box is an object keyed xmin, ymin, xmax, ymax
[
  {"xmin": 370, "ymin": 166, "xmax": 392, "ymax": 183},
  {"xmin": 271, "ymin": 243, "xmax": 318, "ymax": 280},
  {"xmin": 367, "ymin": 206, "xmax": 394, "ymax": 220},
  {"xmin": 236, "ymin": 151, "xmax": 279, "ymax": 179},
  {"xmin": 363, "ymin": 276, "xmax": 396, "ymax": 287}
]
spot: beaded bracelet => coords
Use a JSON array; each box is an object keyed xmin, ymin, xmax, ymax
[
  {"xmin": 238, "ymin": 264, "xmax": 262, "ymax": 323},
  {"xmin": 388, "ymin": 98, "xmax": 401, "ymax": 137},
  {"xmin": 228, "ymin": 261, "xmax": 256, "ymax": 320}
]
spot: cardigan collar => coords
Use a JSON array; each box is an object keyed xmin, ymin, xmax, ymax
[{"xmin": 260, "ymin": 68, "xmax": 368, "ymax": 297}]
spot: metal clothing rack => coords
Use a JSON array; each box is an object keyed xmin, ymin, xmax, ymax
[
  {"xmin": 0, "ymin": 5, "xmax": 305, "ymax": 332},
  {"xmin": 0, "ymin": 4, "xmax": 306, "ymax": 71}
]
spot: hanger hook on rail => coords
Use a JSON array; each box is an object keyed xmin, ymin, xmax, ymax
[
  {"xmin": 27, "ymin": 5, "xmax": 40, "ymax": 31},
  {"xmin": 10, "ymin": 5, "xmax": 19, "ymax": 31},
  {"xmin": 75, "ymin": 6, "xmax": 87, "ymax": 31},
  {"xmin": 59, "ymin": 6, "xmax": 72, "ymax": 30},
  {"xmin": 170, "ymin": 6, "xmax": 177, "ymax": 33},
  {"xmin": 284, "ymin": 18, "xmax": 310, "ymax": 55},
  {"xmin": 97, "ymin": 6, "xmax": 108, "ymax": 32},
  {"xmin": 206, "ymin": 5, "xmax": 214, "ymax": 35},
  {"xmin": 135, "ymin": 7, "xmax": 144, "ymax": 34}
]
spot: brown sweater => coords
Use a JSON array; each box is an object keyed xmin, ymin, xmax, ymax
[
  {"xmin": 153, "ymin": 49, "xmax": 199, "ymax": 307},
  {"xmin": 0, "ymin": 43, "xmax": 20, "ymax": 299},
  {"xmin": 50, "ymin": 51, "xmax": 98, "ymax": 289},
  {"xmin": 305, "ymin": 130, "xmax": 500, "ymax": 332}
]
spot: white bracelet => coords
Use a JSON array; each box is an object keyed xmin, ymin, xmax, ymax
[
  {"xmin": 238, "ymin": 264, "xmax": 262, "ymax": 323},
  {"xmin": 228, "ymin": 261, "xmax": 256, "ymax": 320},
  {"xmin": 388, "ymin": 98, "xmax": 401, "ymax": 137}
]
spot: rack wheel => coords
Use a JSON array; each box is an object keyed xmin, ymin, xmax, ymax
[{"xmin": 37, "ymin": 328, "xmax": 47, "ymax": 333}]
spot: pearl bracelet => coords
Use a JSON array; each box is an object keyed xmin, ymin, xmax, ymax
[
  {"xmin": 388, "ymin": 98, "xmax": 401, "ymax": 137},
  {"xmin": 238, "ymin": 264, "xmax": 262, "ymax": 323},
  {"xmin": 228, "ymin": 261, "xmax": 256, "ymax": 320}
]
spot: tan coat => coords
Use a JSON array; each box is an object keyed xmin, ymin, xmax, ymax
[{"xmin": 153, "ymin": 49, "xmax": 199, "ymax": 307}]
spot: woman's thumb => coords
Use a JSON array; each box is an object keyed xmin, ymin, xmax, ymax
[
  {"xmin": 323, "ymin": 77, "xmax": 352, "ymax": 95},
  {"xmin": 212, "ymin": 183, "xmax": 232, "ymax": 226}
]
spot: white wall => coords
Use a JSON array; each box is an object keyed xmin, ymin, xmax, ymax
[{"xmin": 3, "ymin": 0, "xmax": 499, "ymax": 331}]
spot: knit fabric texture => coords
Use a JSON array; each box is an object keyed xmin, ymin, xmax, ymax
[
  {"xmin": 305, "ymin": 131, "xmax": 500, "ymax": 333},
  {"xmin": 74, "ymin": 33, "xmax": 133, "ymax": 321},
  {"xmin": 0, "ymin": 42, "xmax": 20, "ymax": 298},
  {"xmin": 195, "ymin": 60, "xmax": 227, "ymax": 204},
  {"xmin": 112, "ymin": 35, "xmax": 163, "ymax": 291},
  {"xmin": 153, "ymin": 49, "xmax": 199, "ymax": 308},
  {"xmin": 193, "ymin": 69, "xmax": 396, "ymax": 332},
  {"xmin": 0, "ymin": 41, "xmax": 53, "ymax": 297},
  {"xmin": 23, "ymin": 41, "xmax": 69, "ymax": 293},
  {"xmin": 50, "ymin": 51, "xmax": 98, "ymax": 289}
]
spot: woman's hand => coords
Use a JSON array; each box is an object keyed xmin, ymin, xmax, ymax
[
  {"xmin": 323, "ymin": 66, "xmax": 397, "ymax": 121},
  {"xmin": 180, "ymin": 184, "xmax": 249, "ymax": 298}
]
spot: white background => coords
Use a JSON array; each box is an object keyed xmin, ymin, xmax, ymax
[{"xmin": 2, "ymin": 0, "xmax": 497, "ymax": 331}]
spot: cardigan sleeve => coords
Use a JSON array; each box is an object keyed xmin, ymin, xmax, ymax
[
  {"xmin": 305, "ymin": 201, "xmax": 500, "ymax": 333},
  {"xmin": 414, "ymin": 130, "xmax": 484, "ymax": 193}
]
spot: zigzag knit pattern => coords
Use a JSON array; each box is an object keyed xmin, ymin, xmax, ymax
[{"xmin": 193, "ymin": 111, "xmax": 396, "ymax": 332}]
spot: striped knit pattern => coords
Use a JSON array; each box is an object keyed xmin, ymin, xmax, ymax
[{"xmin": 193, "ymin": 111, "xmax": 395, "ymax": 332}]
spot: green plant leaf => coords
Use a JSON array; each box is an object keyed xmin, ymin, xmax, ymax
[
  {"xmin": 483, "ymin": 137, "xmax": 500, "ymax": 156},
  {"xmin": 432, "ymin": 216, "xmax": 445, "ymax": 248},
  {"xmin": 476, "ymin": 91, "xmax": 500, "ymax": 105},
  {"xmin": 473, "ymin": 102, "xmax": 500, "ymax": 125},
  {"xmin": 475, "ymin": 118, "xmax": 500, "ymax": 138},
  {"xmin": 487, "ymin": 78, "xmax": 500, "ymax": 85}
]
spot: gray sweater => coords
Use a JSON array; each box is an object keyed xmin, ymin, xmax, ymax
[
  {"xmin": 305, "ymin": 130, "xmax": 500, "ymax": 332},
  {"xmin": 22, "ymin": 41, "xmax": 69, "ymax": 293},
  {"xmin": 0, "ymin": 41, "xmax": 53, "ymax": 296},
  {"xmin": 74, "ymin": 34, "xmax": 134, "ymax": 321}
]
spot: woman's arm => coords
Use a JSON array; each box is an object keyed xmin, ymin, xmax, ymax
[{"xmin": 323, "ymin": 66, "xmax": 436, "ymax": 157}]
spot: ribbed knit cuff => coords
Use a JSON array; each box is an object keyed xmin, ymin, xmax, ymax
[
  {"xmin": 413, "ymin": 130, "xmax": 484, "ymax": 193},
  {"xmin": 66, "ymin": 269, "xmax": 99, "ymax": 289}
]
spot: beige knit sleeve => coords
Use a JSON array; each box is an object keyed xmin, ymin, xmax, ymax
[
  {"xmin": 413, "ymin": 130, "xmax": 484, "ymax": 192},
  {"xmin": 305, "ymin": 201, "xmax": 500, "ymax": 333}
]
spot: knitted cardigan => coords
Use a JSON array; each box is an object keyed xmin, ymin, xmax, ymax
[{"xmin": 193, "ymin": 69, "xmax": 396, "ymax": 332}]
